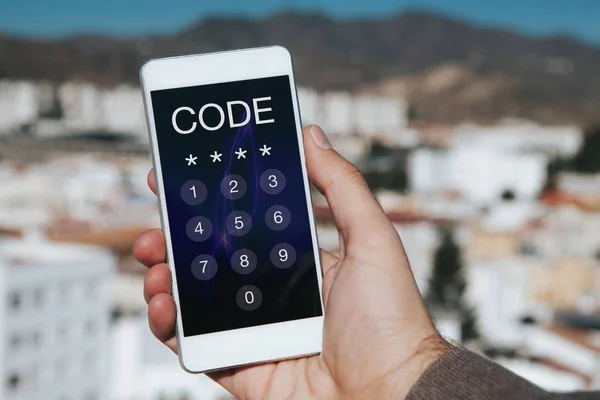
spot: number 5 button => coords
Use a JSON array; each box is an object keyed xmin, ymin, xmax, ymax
[
  {"xmin": 221, "ymin": 174, "xmax": 247, "ymax": 200},
  {"xmin": 225, "ymin": 211, "xmax": 252, "ymax": 236},
  {"xmin": 260, "ymin": 169, "xmax": 286, "ymax": 195}
]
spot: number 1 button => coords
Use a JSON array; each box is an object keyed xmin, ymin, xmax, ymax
[
  {"xmin": 181, "ymin": 180, "xmax": 207, "ymax": 206},
  {"xmin": 221, "ymin": 174, "xmax": 247, "ymax": 200}
]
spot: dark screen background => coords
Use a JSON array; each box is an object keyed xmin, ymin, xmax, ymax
[{"xmin": 151, "ymin": 75, "xmax": 323, "ymax": 337}]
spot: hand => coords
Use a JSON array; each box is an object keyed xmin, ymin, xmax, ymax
[{"xmin": 134, "ymin": 125, "xmax": 451, "ymax": 399}]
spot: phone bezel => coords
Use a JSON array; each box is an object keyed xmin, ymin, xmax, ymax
[{"xmin": 140, "ymin": 46, "xmax": 325, "ymax": 373}]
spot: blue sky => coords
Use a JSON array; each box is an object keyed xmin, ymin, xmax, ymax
[{"xmin": 1, "ymin": 0, "xmax": 599, "ymax": 44}]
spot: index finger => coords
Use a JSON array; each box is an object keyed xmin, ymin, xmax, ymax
[{"xmin": 148, "ymin": 169, "xmax": 157, "ymax": 195}]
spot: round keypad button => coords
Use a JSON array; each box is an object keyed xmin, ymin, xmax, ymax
[
  {"xmin": 230, "ymin": 248, "xmax": 257, "ymax": 275},
  {"xmin": 225, "ymin": 210, "xmax": 252, "ymax": 236},
  {"xmin": 270, "ymin": 243, "xmax": 297, "ymax": 269},
  {"xmin": 181, "ymin": 180, "xmax": 207, "ymax": 206},
  {"xmin": 265, "ymin": 205, "xmax": 291, "ymax": 231},
  {"xmin": 221, "ymin": 174, "xmax": 247, "ymax": 200},
  {"xmin": 191, "ymin": 254, "xmax": 218, "ymax": 281},
  {"xmin": 260, "ymin": 169, "xmax": 286, "ymax": 195},
  {"xmin": 236, "ymin": 285, "xmax": 263, "ymax": 311},
  {"xmin": 185, "ymin": 216, "xmax": 213, "ymax": 242}
]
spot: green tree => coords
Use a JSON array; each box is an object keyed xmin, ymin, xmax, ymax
[
  {"xmin": 426, "ymin": 225, "xmax": 480, "ymax": 342},
  {"xmin": 569, "ymin": 125, "xmax": 600, "ymax": 174}
]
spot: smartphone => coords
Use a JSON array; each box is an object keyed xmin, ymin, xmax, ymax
[{"xmin": 140, "ymin": 46, "xmax": 324, "ymax": 373}]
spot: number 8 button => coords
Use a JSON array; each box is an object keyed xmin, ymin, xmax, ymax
[{"xmin": 260, "ymin": 169, "xmax": 286, "ymax": 195}]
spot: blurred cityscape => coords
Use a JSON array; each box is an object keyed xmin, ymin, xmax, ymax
[{"xmin": 1, "ymin": 8, "xmax": 600, "ymax": 400}]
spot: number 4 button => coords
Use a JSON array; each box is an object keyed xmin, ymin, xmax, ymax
[{"xmin": 186, "ymin": 216, "xmax": 213, "ymax": 242}]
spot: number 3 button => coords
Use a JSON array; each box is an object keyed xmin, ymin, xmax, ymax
[
  {"xmin": 221, "ymin": 174, "xmax": 247, "ymax": 200},
  {"xmin": 260, "ymin": 169, "xmax": 286, "ymax": 195}
]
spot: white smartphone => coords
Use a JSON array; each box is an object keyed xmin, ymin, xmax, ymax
[{"xmin": 140, "ymin": 46, "xmax": 325, "ymax": 373}]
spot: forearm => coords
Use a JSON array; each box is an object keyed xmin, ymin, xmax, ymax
[{"xmin": 407, "ymin": 347, "xmax": 598, "ymax": 400}]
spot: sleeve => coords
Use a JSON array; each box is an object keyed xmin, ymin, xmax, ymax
[{"xmin": 406, "ymin": 346, "xmax": 599, "ymax": 400}]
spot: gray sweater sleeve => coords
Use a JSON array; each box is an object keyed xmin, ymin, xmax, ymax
[{"xmin": 406, "ymin": 347, "xmax": 599, "ymax": 400}]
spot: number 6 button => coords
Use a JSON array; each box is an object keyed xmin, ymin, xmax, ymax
[
  {"xmin": 221, "ymin": 174, "xmax": 247, "ymax": 200},
  {"xmin": 260, "ymin": 169, "xmax": 286, "ymax": 195},
  {"xmin": 265, "ymin": 205, "xmax": 291, "ymax": 231}
]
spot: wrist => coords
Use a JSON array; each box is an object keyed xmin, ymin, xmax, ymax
[{"xmin": 385, "ymin": 333, "xmax": 453, "ymax": 399}]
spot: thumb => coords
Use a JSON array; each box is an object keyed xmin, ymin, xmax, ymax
[{"xmin": 303, "ymin": 125, "xmax": 393, "ymax": 248}]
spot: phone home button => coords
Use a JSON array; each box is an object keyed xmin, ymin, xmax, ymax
[{"xmin": 236, "ymin": 285, "xmax": 262, "ymax": 311}]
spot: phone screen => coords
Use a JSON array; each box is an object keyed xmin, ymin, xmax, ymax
[{"xmin": 150, "ymin": 75, "xmax": 323, "ymax": 337}]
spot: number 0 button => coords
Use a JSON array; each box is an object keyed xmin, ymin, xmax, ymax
[
  {"xmin": 236, "ymin": 285, "xmax": 262, "ymax": 311},
  {"xmin": 260, "ymin": 169, "xmax": 286, "ymax": 195},
  {"xmin": 181, "ymin": 180, "xmax": 207, "ymax": 206},
  {"xmin": 225, "ymin": 211, "xmax": 252, "ymax": 236},
  {"xmin": 270, "ymin": 243, "xmax": 297, "ymax": 269},
  {"xmin": 185, "ymin": 216, "xmax": 213, "ymax": 242},
  {"xmin": 221, "ymin": 174, "xmax": 247, "ymax": 200},
  {"xmin": 265, "ymin": 205, "xmax": 291, "ymax": 231},
  {"xmin": 191, "ymin": 254, "xmax": 218, "ymax": 281}
]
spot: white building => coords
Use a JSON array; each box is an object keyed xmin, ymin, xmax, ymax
[
  {"xmin": 297, "ymin": 87, "xmax": 408, "ymax": 140},
  {"xmin": 110, "ymin": 317, "xmax": 232, "ymax": 400},
  {"xmin": 0, "ymin": 237, "xmax": 115, "ymax": 400},
  {"xmin": 452, "ymin": 120, "xmax": 583, "ymax": 159},
  {"xmin": 409, "ymin": 146, "xmax": 547, "ymax": 204},
  {"xmin": 0, "ymin": 81, "xmax": 42, "ymax": 134}
]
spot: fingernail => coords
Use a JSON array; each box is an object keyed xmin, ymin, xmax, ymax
[{"xmin": 310, "ymin": 125, "xmax": 331, "ymax": 150}]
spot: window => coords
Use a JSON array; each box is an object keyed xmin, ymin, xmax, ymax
[
  {"xmin": 7, "ymin": 373, "xmax": 22, "ymax": 391},
  {"xmin": 34, "ymin": 288, "xmax": 45, "ymax": 307},
  {"xmin": 9, "ymin": 292, "xmax": 22, "ymax": 311},
  {"xmin": 85, "ymin": 320, "xmax": 97, "ymax": 335},
  {"xmin": 86, "ymin": 391, "xmax": 99, "ymax": 400}
]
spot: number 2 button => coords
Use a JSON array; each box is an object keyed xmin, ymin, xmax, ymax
[{"xmin": 221, "ymin": 174, "xmax": 247, "ymax": 200}]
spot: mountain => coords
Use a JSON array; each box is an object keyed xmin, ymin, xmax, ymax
[{"xmin": 1, "ymin": 11, "xmax": 599, "ymax": 125}]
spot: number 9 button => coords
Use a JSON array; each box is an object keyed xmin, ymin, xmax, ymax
[
  {"xmin": 260, "ymin": 169, "xmax": 286, "ymax": 195},
  {"xmin": 270, "ymin": 243, "xmax": 296, "ymax": 269}
]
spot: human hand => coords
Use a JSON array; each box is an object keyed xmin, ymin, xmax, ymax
[{"xmin": 134, "ymin": 125, "xmax": 451, "ymax": 399}]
